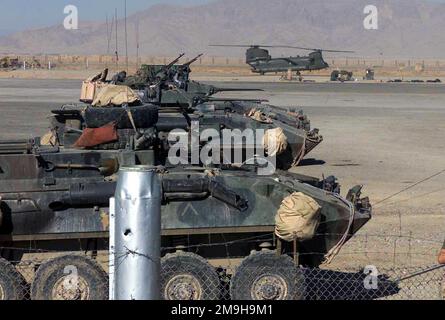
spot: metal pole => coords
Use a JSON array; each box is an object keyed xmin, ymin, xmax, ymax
[
  {"xmin": 109, "ymin": 197, "xmax": 116, "ymax": 300},
  {"xmin": 113, "ymin": 166, "xmax": 162, "ymax": 300}
]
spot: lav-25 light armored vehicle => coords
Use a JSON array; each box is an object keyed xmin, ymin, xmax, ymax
[
  {"xmin": 0, "ymin": 103, "xmax": 371, "ymax": 301},
  {"xmin": 106, "ymin": 54, "xmax": 323, "ymax": 169}
]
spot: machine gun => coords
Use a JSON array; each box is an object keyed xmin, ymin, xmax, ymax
[
  {"xmin": 155, "ymin": 53, "xmax": 186, "ymax": 81},
  {"xmin": 174, "ymin": 54, "xmax": 204, "ymax": 83},
  {"xmin": 165, "ymin": 53, "xmax": 186, "ymax": 70},
  {"xmin": 183, "ymin": 53, "xmax": 203, "ymax": 68}
]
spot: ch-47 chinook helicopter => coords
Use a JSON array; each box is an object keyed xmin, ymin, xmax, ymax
[{"xmin": 210, "ymin": 44, "xmax": 354, "ymax": 75}]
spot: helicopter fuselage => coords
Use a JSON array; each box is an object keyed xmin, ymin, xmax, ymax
[
  {"xmin": 210, "ymin": 44, "xmax": 350, "ymax": 75},
  {"xmin": 248, "ymin": 56, "xmax": 329, "ymax": 74}
]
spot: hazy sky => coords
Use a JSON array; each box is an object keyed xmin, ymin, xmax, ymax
[
  {"xmin": 0, "ymin": 0, "xmax": 210, "ymax": 35},
  {"xmin": 0, "ymin": 0, "xmax": 443, "ymax": 35}
]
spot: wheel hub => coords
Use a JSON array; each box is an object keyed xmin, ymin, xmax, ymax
[
  {"xmin": 251, "ymin": 274, "xmax": 288, "ymax": 300},
  {"xmin": 165, "ymin": 274, "xmax": 202, "ymax": 300},
  {"xmin": 51, "ymin": 275, "xmax": 90, "ymax": 300}
]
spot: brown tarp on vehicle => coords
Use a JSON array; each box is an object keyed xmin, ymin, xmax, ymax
[
  {"xmin": 73, "ymin": 122, "xmax": 118, "ymax": 148},
  {"xmin": 275, "ymin": 192, "xmax": 321, "ymax": 242}
]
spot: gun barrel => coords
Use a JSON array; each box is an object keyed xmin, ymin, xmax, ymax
[
  {"xmin": 207, "ymin": 98, "xmax": 268, "ymax": 103},
  {"xmin": 165, "ymin": 53, "xmax": 185, "ymax": 69},
  {"xmin": 214, "ymin": 88, "xmax": 264, "ymax": 92},
  {"xmin": 184, "ymin": 53, "xmax": 204, "ymax": 66}
]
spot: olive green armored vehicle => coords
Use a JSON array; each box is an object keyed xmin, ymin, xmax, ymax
[
  {"xmin": 0, "ymin": 98, "xmax": 371, "ymax": 300},
  {"xmin": 92, "ymin": 54, "xmax": 323, "ymax": 168}
]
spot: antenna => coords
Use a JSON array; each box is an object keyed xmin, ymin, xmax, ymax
[
  {"xmin": 106, "ymin": 14, "xmax": 110, "ymax": 56},
  {"xmin": 107, "ymin": 14, "xmax": 115, "ymax": 69},
  {"xmin": 135, "ymin": 20, "xmax": 140, "ymax": 69},
  {"xmin": 115, "ymin": 8, "xmax": 119, "ymax": 68},
  {"xmin": 124, "ymin": 0, "xmax": 129, "ymax": 73}
]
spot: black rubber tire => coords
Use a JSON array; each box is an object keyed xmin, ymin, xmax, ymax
[
  {"xmin": 0, "ymin": 258, "xmax": 27, "ymax": 300},
  {"xmin": 230, "ymin": 251, "xmax": 305, "ymax": 300},
  {"xmin": 160, "ymin": 252, "xmax": 221, "ymax": 300},
  {"xmin": 31, "ymin": 255, "xmax": 108, "ymax": 300}
]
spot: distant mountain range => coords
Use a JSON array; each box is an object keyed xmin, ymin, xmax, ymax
[{"xmin": 0, "ymin": 0, "xmax": 444, "ymax": 58}]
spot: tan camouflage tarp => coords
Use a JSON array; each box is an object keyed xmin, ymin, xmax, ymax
[
  {"xmin": 263, "ymin": 127, "xmax": 288, "ymax": 157},
  {"xmin": 275, "ymin": 192, "xmax": 321, "ymax": 242},
  {"xmin": 92, "ymin": 84, "xmax": 140, "ymax": 107}
]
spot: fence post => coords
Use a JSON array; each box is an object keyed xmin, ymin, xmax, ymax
[
  {"xmin": 112, "ymin": 166, "xmax": 162, "ymax": 300},
  {"xmin": 109, "ymin": 197, "xmax": 116, "ymax": 300}
]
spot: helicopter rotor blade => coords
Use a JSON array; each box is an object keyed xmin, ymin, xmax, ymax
[
  {"xmin": 263, "ymin": 46, "xmax": 355, "ymax": 53},
  {"xmin": 210, "ymin": 44, "xmax": 289, "ymax": 48},
  {"xmin": 209, "ymin": 44, "xmax": 355, "ymax": 53},
  {"xmin": 209, "ymin": 44, "xmax": 255, "ymax": 48},
  {"xmin": 319, "ymin": 49, "xmax": 355, "ymax": 53}
]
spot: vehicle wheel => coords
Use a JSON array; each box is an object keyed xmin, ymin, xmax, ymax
[
  {"xmin": 31, "ymin": 255, "xmax": 108, "ymax": 300},
  {"xmin": 161, "ymin": 252, "xmax": 220, "ymax": 300},
  {"xmin": 0, "ymin": 258, "xmax": 27, "ymax": 300},
  {"xmin": 230, "ymin": 251, "xmax": 304, "ymax": 300}
]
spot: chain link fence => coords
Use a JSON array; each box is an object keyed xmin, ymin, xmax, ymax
[
  {"xmin": 1, "ymin": 249, "xmax": 444, "ymax": 300},
  {"xmin": 159, "ymin": 256, "xmax": 419, "ymax": 301}
]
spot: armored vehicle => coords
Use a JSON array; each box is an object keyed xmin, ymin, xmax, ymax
[
  {"xmin": 331, "ymin": 70, "xmax": 354, "ymax": 82},
  {"xmin": 0, "ymin": 56, "xmax": 20, "ymax": 70},
  {"xmin": 364, "ymin": 68, "xmax": 375, "ymax": 81},
  {"xmin": 0, "ymin": 100, "xmax": 371, "ymax": 300},
  {"xmin": 98, "ymin": 54, "xmax": 323, "ymax": 168}
]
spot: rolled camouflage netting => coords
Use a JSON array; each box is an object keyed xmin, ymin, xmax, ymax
[
  {"xmin": 40, "ymin": 131, "xmax": 57, "ymax": 146},
  {"xmin": 92, "ymin": 84, "xmax": 140, "ymax": 107},
  {"xmin": 263, "ymin": 127, "xmax": 288, "ymax": 157},
  {"xmin": 275, "ymin": 192, "xmax": 321, "ymax": 242}
]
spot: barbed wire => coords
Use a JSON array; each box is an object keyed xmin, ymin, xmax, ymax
[
  {"xmin": 0, "ymin": 231, "xmax": 442, "ymax": 254},
  {"xmin": 373, "ymin": 168, "xmax": 445, "ymax": 208}
]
